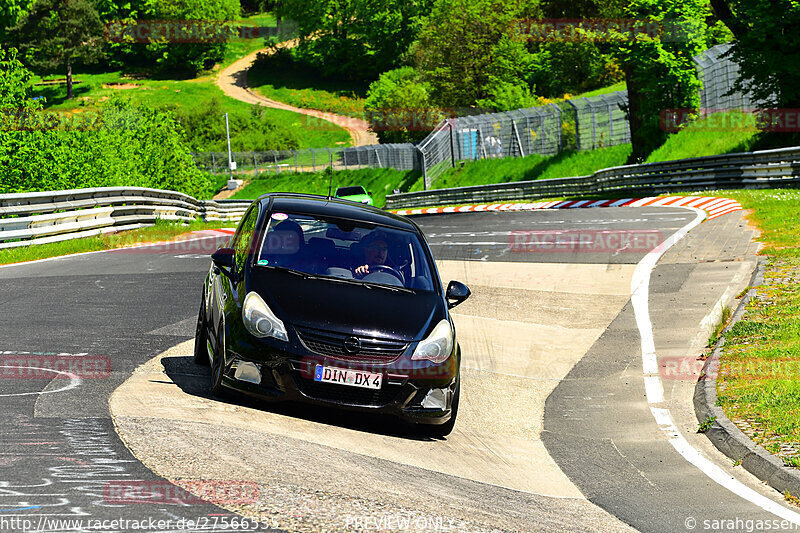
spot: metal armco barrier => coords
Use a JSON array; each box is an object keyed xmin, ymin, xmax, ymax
[
  {"xmin": 0, "ymin": 187, "xmax": 252, "ymax": 249},
  {"xmin": 384, "ymin": 146, "xmax": 800, "ymax": 209}
]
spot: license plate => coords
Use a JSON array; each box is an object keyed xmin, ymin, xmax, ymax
[{"xmin": 314, "ymin": 365, "xmax": 382, "ymax": 390}]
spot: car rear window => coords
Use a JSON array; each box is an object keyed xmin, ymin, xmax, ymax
[{"xmin": 336, "ymin": 186, "xmax": 366, "ymax": 196}]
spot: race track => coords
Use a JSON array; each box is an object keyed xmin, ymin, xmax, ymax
[{"xmin": 0, "ymin": 206, "xmax": 785, "ymax": 533}]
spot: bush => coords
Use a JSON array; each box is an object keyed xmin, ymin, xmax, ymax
[
  {"xmin": 168, "ymin": 97, "xmax": 302, "ymax": 152},
  {"xmin": 364, "ymin": 67, "xmax": 440, "ymax": 144},
  {"xmin": 0, "ymin": 55, "xmax": 212, "ymax": 198}
]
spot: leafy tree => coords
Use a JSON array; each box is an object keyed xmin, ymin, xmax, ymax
[
  {"xmin": 277, "ymin": 0, "xmax": 434, "ymax": 81},
  {"xmin": 96, "ymin": 0, "xmax": 240, "ymax": 74},
  {"xmin": 0, "ymin": 0, "xmax": 34, "ymax": 39},
  {"xmin": 411, "ymin": 0, "xmax": 539, "ymax": 109},
  {"xmin": 364, "ymin": 67, "xmax": 440, "ymax": 143},
  {"xmin": 9, "ymin": 0, "xmax": 104, "ymax": 99},
  {"xmin": 606, "ymin": 0, "xmax": 708, "ymax": 161},
  {"xmin": 710, "ymin": 0, "xmax": 800, "ymax": 109},
  {"xmin": 0, "ymin": 47, "xmax": 36, "ymax": 111}
]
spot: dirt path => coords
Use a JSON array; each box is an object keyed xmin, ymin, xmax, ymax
[{"xmin": 216, "ymin": 45, "xmax": 378, "ymax": 147}]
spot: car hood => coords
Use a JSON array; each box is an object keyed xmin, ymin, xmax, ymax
[{"xmin": 249, "ymin": 268, "xmax": 441, "ymax": 342}]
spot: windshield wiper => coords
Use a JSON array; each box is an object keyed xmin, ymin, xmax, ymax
[{"xmin": 360, "ymin": 281, "xmax": 414, "ymax": 294}]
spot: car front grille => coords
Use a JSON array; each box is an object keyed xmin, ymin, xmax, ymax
[
  {"xmin": 295, "ymin": 325, "xmax": 408, "ymax": 362},
  {"xmin": 295, "ymin": 378, "xmax": 404, "ymax": 407}
]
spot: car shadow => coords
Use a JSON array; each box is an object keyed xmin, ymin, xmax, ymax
[{"xmin": 160, "ymin": 355, "xmax": 442, "ymax": 441}]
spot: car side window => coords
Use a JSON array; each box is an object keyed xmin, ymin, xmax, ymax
[{"xmin": 232, "ymin": 206, "xmax": 259, "ymax": 275}]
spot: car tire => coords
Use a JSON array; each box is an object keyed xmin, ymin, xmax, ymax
[
  {"xmin": 419, "ymin": 378, "xmax": 460, "ymax": 438},
  {"xmin": 210, "ymin": 323, "xmax": 226, "ymax": 398},
  {"xmin": 193, "ymin": 295, "xmax": 209, "ymax": 366}
]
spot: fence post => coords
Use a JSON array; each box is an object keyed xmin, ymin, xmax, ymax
[
  {"xmin": 211, "ymin": 153, "xmax": 216, "ymax": 174},
  {"xmin": 312, "ymin": 149, "xmax": 316, "ymax": 172},
  {"xmin": 418, "ymin": 147, "xmax": 428, "ymax": 190},
  {"xmin": 293, "ymin": 150, "xmax": 298, "ymax": 173},
  {"xmin": 449, "ymin": 120, "xmax": 456, "ymax": 168},
  {"xmin": 343, "ymin": 148, "xmax": 348, "ymax": 170},
  {"xmin": 326, "ymin": 148, "xmax": 333, "ymax": 169},
  {"xmin": 550, "ymin": 103, "xmax": 563, "ymax": 153},
  {"xmin": 253, "ymin": 152, "xmax": 259, "ymax": 177},
  {"xmin": 273, "ymin": 150, "xmax": 279, "ymax": 173},
  {"xmin": 608, "ymin": 103, "xmax": 614, "ymax": 144},
  {"xmin": 512, "ymin": 119, "xmax": 525, "ymax": 158}
]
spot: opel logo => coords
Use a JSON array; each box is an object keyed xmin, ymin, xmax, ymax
[{"xmin": 343, "ymin": 336, "xmax": 361, "ymax": 354}]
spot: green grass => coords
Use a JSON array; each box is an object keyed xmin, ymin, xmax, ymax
[
  {"xmin": 247, "ymin": 51, "xmax": 368, "ymax": 118},
  {"xmin": 571, "ymin": 81, "xmax": 627, "ymax": 99},
  {"xmin": 700, "ymin": 189, "xmax": 800, "ymax": 464},
  {"xmin": 0, "ymin": 219, "xmax": 237, "ymax": 265},
  {"xmin": 230, "ymin": 168, "xmax": 421, "ymax": 208},
  {"xmin": 645, "ymin": 111, "xmax": 762, "ymax": 163},
  {"xmin": 32, "ymin": 72, "xmax": 351, "ymax": 150},
  {"xmin": 429, "ymin": 145, "xmax": 632, "ymax": 190}
]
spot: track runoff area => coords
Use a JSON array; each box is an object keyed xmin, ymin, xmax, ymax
[{"xmin": 1, "ymin": 196, "xmax": 792, "ymax": 533}]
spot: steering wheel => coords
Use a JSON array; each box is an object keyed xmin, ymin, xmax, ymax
[{"xmin": 367, "ymin": 264, "xmax": 404, "ymax": 283}]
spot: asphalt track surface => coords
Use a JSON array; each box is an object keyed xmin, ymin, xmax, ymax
[{"xmin": 0, "ymin": 206, "xmax": 785, "ymax": 532}]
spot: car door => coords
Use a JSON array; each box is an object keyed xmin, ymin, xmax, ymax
[{"xmin": 209, "ymin": 204, "xmax": 260, "ymax": 356}]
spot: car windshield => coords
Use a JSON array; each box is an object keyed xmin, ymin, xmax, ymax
[
  {"xmin": 255, "ymin": 212, "xmax": 435, "ymax": 292},
  {"xmin": 336, "ymin": 186, "xmax": 366, "ymax": 196}
]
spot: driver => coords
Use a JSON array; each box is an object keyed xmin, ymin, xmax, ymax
[{"xmin": 354, "ymin": 231, "xmax": 391, "ymax": 278}]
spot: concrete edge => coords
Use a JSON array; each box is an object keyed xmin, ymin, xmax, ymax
[{"xmin": 693, "ymin": 256, "xmax": 800, "ymax": 496}]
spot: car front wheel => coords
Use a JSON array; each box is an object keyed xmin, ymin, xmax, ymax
[
  {"xmin": 210, "ymin": 323, "xmax": 226, "ymax": 397},
  {"xmin": 193, "ymin": 294, "xmax": 209, "ymax": 366}
]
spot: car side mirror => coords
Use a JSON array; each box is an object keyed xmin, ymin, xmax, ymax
[
  {"xmin": 446, "ymin": 280, "xmax": 471, "ymax": 309},
  {"xmin": 211, "ymin": 248, "xmax": 236, "ymax": 279}
]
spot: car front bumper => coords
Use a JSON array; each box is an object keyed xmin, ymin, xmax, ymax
[{"xmin": 219, "ymin": 349, "xmax": 458, "ymax": 425}]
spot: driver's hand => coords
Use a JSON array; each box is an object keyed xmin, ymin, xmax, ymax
[{"xmin": 355, "ymin": 264, "xmax": 369, "ymax": 277}]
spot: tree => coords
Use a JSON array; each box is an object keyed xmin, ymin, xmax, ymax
[
  {"xmin": 276, "ymin": 0, "xmax": 434, "ymax": 81},
  {"xmin": 364, "ymin": 67, "xmax": 440, "ymax": 143},
  {"xmin": 411, "ymin": 0, "xmax": 539, "ymax": 109},
  {"xmin": 9, "ymin": 0, "xmax": 104, "ymax": 99},
  {"xmin": 710, "ymin": 0, "xmax": 800, "ymax": 110},
  {"xmin": 607, "ymin": 0, "xmax": 708, "ymax": 161},
  {"xmin": 0, "ymin": 0, "xmax": 34, "ymax": 39}
]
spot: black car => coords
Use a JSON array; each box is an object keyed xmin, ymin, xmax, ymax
[{"xmin": 194, "ymin": 193, "xmax": 471, "ymax": 436}]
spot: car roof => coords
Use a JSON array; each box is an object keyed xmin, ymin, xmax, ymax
[{"xmin": 256, "ymin": 193, "xmax": 417, "ymax": 232}]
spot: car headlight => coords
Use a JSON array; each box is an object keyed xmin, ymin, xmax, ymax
[
  {"xmin": 411, "ymin": 320, "xmax": 453, "ymax": 364},
  {"xmin": 242, "ymin": 292, "xmax": 288, "ymax": 342}
]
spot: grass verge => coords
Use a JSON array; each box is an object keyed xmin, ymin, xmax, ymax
[
  {"xmin": 704, "ymin": 189, "xmax": 800, "ymax": 465},
  {"xmin": 0, "ymin": 219, "xmax": 237, "ymax": 266}
]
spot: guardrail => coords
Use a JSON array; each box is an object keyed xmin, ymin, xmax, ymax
[
  {"xmin": 0, "ymin": 187, "xmax": 252, "ymax": 250},
  {"xmin": 384, "ymin": 146, "xmax": 800, "ymax": 209}
]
